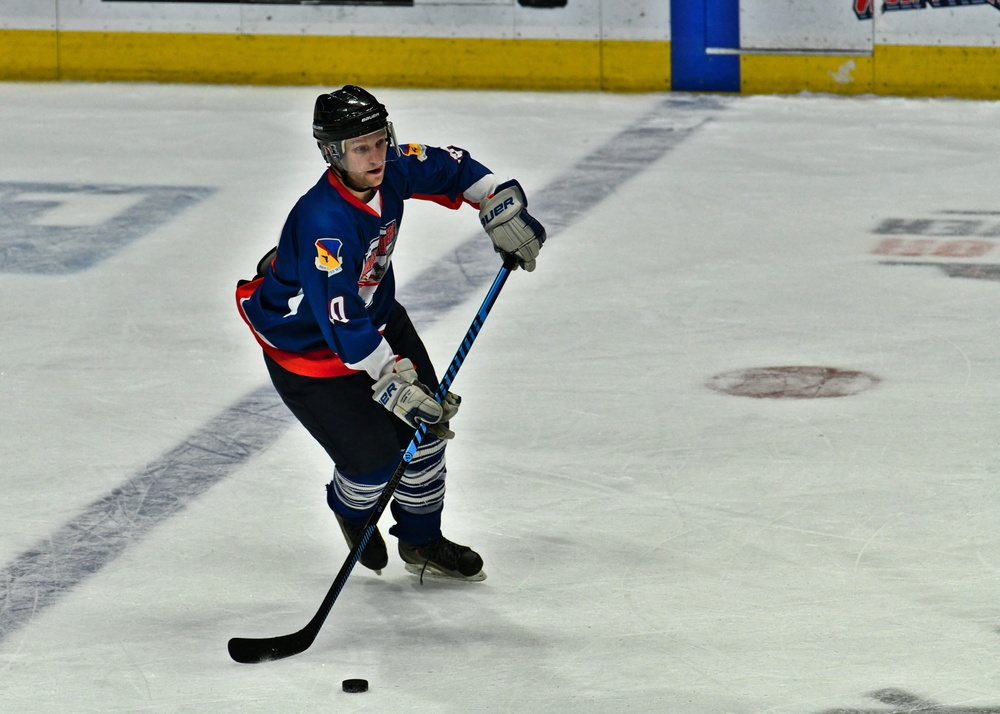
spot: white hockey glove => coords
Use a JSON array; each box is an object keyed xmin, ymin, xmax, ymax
[
  {"xmin": 371, "ymin": 358, "xmax": 461, "ymax": 439},
  {"xmin": 479, "ymin": 179, "xmax": 546, "ymax": 272}
]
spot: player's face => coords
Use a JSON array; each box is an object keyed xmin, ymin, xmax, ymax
[{"xmin": 340, "ymin": 129, "xmax": 389, "ymax": 188}]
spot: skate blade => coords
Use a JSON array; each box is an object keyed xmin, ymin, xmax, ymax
[{"xmin": 403, "ymin": 562, "xmax": 487, "ymax": 582}]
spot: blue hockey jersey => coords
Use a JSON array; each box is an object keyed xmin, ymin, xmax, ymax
[{"xmin": 237, "ymin": 143, "xmax": 493, "ymax": 379}]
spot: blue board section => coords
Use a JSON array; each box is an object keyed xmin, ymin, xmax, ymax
[{"xmin": 671, "ymin": 0, "xmax": 740, "ymax": 92}]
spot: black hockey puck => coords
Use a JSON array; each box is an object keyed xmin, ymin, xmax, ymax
[{"xmin": 342, "ymin": 678, "xmax": 368, "ymax": 693}]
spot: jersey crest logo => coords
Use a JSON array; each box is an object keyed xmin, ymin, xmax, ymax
[
  {"xmin": 358, "ymin": 220, "xmax": 398, "ymax": 305},
  {"xmin": 402, "ymin": 143, "xmax": 429, "ymax": 162},
  {"xmin": 315, "ymin": 238, "xmax": 344, "ymax": 275}
]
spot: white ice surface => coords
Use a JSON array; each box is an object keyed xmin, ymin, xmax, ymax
[{"xmin": 1, "ymin": 83, "xmax": 1000, "ymax": 713}]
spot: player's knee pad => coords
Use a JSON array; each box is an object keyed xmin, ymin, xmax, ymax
[
  {"xmin": 395, "ymin": 437, "xmax": 447, "ymax": 514},
  {"xmin": 401, "ymin": 436, "xmax": 446, "ymax": 488},
  {"xmin": 326, "ymin": 464, "xmax": 393, "ymax": 519}
]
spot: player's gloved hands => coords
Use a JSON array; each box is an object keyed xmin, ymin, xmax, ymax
[
  {"xmin": 479, "ymin": 179, "xmax": 546, "ymax": 272},
  {"xmin": 372, "ymin": 358, "xmax": 461, "ymax": 439}
]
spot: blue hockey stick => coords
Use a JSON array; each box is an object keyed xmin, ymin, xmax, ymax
[{"xmin": 228, "ymin": 256, "xmax": 516, "ymax": 664}]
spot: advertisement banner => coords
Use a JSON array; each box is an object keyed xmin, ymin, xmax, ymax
[{"xmin": 740, "ymin": 0, "xmax": 872, "ymax": 52}]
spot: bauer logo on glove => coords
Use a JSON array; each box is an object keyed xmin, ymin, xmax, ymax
[
  {"xmin": 480, "ymin": 196, "xmax": 515, "ymax": 227},
  {"xmin": 372, "ymin": 358, "xmax": 462, "ymax": 439},
  {"xmin": 377, "ymin": 382, "xmax": 397, "ymax": 406},
  {"xmin": 479, "ymin": 179, "xmax": 546, "ymax": 272}
]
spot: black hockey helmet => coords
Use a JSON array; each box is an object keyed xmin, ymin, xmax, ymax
[{"xmin": 313, "ymin": 85, "xmax": 399, "ymax": 167}]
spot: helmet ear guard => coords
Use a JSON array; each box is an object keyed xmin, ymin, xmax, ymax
[{"xmin": 318, "ymin": 140, "xmax": 344, "ymax": 167}]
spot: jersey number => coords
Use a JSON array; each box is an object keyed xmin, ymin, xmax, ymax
[{"xmin": 329, "ymin": 296, "xmax": 349, "ymax": 323}]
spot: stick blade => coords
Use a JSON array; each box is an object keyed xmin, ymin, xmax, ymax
[{"xmin": 228, "ymin": 630, "xmax": 315, "ymax": 664}]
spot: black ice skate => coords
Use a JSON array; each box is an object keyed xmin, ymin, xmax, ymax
[
  {"xmin": 336, "ymin": 514, "xmax": 388, "ymax": 574},
  {"xmin": 398, "ymin": 536, "xmax": 486, "ymax": 582}
]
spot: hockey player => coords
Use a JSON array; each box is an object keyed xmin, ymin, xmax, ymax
[{"xmin": 236, "ymin": 86, "xmax": 545, "ymax": 581}]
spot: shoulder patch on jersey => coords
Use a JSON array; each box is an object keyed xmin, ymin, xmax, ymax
[
  {"xmin": 402, "ymin": 143, "xmax": 428, "ymax": 162},
  {"xmin": 315, "ymin": 238, "xmax": 344, "ymax": 275}
]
